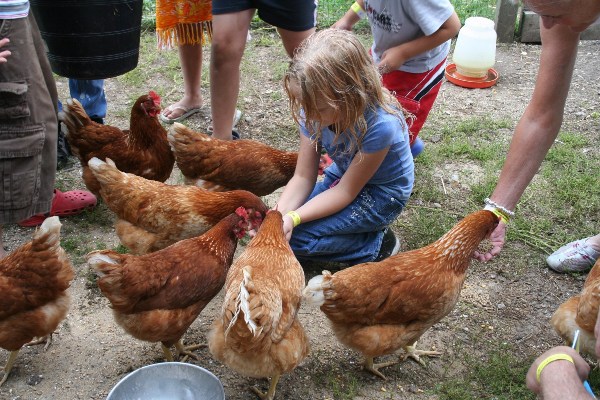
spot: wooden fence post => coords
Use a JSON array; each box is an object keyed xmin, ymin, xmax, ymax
[{"xmin": 494, "ymin": 0, "xmax": 519, "ymax": 43}]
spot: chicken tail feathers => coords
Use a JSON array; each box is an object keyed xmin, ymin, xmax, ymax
[
  {"xmin": 87, "ymin": 250, "xmax": 122, "ymax": 278},
  {"xmin": 87, "ymin": 157, "xmax": 121, "ymax": 187},
  {"xmin": 59, "ymin": 98, "xmax": 92, "ymax": 132},
  {"xmin": 225, "ymin": 266, "xmax": 261, "ymax": 338},
  {"xmin": 303, "ymin": 270, "xmax": 332, "ymax": 307},
  {"xmin": 34, "ymin": 216, "xmax": 63, "ymax": 252}
]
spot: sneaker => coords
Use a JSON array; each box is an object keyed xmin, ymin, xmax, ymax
[
  {"xmin": 375, "ymin": 228, "xmax": 401, "ymax": 261},
  {"xmin": 546, "ymin": 237, "xmax": 600, "ymax": 273}
]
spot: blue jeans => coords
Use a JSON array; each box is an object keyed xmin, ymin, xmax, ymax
[
  {"xmin": 58, "ymin": 79, "xmax": 106, "ymax": 120},
  {"xmin": 290, "ymin": 170, "xmax": 406, "ymax": 265}
]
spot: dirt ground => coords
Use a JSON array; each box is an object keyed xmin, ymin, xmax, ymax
[{"xmin": 1, "ymin": 34, "xmax": 599, "ymax": 400}]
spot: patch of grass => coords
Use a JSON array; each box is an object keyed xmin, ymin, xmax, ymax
[
  {"xmin": 114, "ymin": 244, "xmax": 130, "ymax": 254},
  {"xmin": 61, "ymin": 236, "xmax": 95, "ymax": 264},
  {"xmin": 434, "ymin": 344, "xmax": 534, "ymax": 400},
  {"xmin": 326, "ymin": 370, "xmax": 360, "ymax": 400}
]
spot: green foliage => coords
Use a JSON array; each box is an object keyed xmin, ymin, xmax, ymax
[
  {"xmin": 450, "ymin": 0, "xmax": 497, "ymax": 24},
  {"xmin": 142, "ymin": 0, "xmax": 156, "ymax": 31}
]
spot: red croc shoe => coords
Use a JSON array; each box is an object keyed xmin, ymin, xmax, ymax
[{"xmin": 18, "ymin": 189, "xmax": 97, "ymax": 227}]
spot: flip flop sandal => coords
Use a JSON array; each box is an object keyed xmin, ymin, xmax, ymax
[
  {"xmin": 159, "ymin": 104, "xmax": 202, "ymax": 124},
  {"xmin": 18, "ymin": 189, "xmax": 97, "ymax": 227}
]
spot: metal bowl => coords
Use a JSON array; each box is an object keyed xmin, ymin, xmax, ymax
[{"xmin": 106, "ymin": 362, "xmax": 225, "ymax": 400}]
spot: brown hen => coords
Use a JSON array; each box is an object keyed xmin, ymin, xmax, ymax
[
  {"xmin": 60, "ymin": 91, "xmax": 174, "ymax": 196},
  {"xmin": 0, "ymin": 217, "xmax": 74, "ymax": 386},
  {"xmin": 551, "ymin": 258, "xmax": 600, "ymax": 357},
  {"xmin": 208, "ymin": 211, "xmax": 309, "ymax": 400},
  {"xmin": 88, "ymin": 207, "xmax": 258, "ymax": 361},
  {"xmin": 168, "ymin": 122, "xmax": 298, "ymax": 196},
  {"xmin": 303, "ymin": 210, "xmax": 498, "ymax": 379},
  {"xmin": 87, "ymin": 157, "xmax": 267, "ymax": 254}
]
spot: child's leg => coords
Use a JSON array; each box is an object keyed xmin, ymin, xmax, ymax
[
  {"xmin": 290, "ymin": 177, "xmax": 406, "ymax": 265},
  {"xmin": 382, "ymin": 58, "xmax": 446, "ymax": 145}
]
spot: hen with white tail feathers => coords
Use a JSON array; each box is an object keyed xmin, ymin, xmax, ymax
[{"xmin": 208, "ymin": 210, "xmax": 309, "ymax": 400}]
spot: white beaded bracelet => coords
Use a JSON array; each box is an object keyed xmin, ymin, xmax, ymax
[{"xmin": 484, "ymin": 198, "xmax": 515, "ymax": 217}]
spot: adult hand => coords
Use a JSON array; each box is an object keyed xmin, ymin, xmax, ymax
[
  {"xmin": 525, "ymin": 346, "xmax": 590, "ymax": 395},
  {"xmin": 473, "ymin": 221, "xmax": 506, "ymax": 261},
  {"xmin": 595, "ymin": 307, "xmax": 600, "ymax": 358},
  {"xmin": 0, "ymin": 38, "xmax": 11, "ymax": 63}
]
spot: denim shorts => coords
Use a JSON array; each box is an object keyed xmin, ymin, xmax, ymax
[
  {"xmin": 290, "ymin": 170, "xmax": 406, "ymax": 266},
  {"xmin": 212, "ymin": 0, "xmax": 317, "ymax": 31},
  {"xmin": 0, "ymin": 14, "xmax": 58, "ymax": 224}
]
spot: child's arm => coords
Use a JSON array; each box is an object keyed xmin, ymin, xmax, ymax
[
  {"xmin": 378, "ymin": 12, "xmax": 460, "ymax": 73},
  {"xmin": 281, "ymin": 143, "xmax": 389, "ymax": 238},
  {"xmin": 276, "ymin": 133, "xmax": 321, "ymax": 215},
  {"xmin": 331, "ymin": 1, "xmax": 364, "ymax": 31}
]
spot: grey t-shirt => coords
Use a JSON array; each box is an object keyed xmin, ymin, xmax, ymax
[{"xmin": 365, "ymin": 0, "xmax": 455, "ymax": 73}]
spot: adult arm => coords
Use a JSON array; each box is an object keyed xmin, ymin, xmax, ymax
[
  {"xmin": 474, "ymin": 23, "xmax": 580, "ymax": 261},
  {"xmin": 526, "ymin": 346, "xmax": 592, "ymax": 400}
]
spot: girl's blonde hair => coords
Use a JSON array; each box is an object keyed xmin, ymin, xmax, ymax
[{"xmin": 284, "ymin": 28, "xmax": 403, "ymax": 152}]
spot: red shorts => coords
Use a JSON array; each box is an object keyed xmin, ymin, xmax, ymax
[{"xmin": 382, "ymin": 58, "xmax": 447, "ymax": 145}]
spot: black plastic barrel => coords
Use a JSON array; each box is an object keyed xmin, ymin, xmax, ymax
[{"xmin": 29, "ymin": 0, "xmax": 143, "ymax": 79}]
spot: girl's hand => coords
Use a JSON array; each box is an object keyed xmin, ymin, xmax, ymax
[
  {"xmin": 282, "ymin": 214, "xmax": 295, "ymax": 241},
  {"xmin": 0, "ymin": 38, "xmax": 11, "ymax": 63},
  {"xmin": 473, "ymin": 222, "xmax": 506, "ymax": 261}
]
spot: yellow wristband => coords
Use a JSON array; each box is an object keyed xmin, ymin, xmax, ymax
[
  {"xmin": 350, "ymin": 2, "xmax": 367, "ymax": 19},
  {"xmin": 484, "ymin": 205, "xmax": 510, "ymax": 224},
  {"xmin": 536, "ymin": 353, "xmax": 574, "ymax": 383},
  {"xmin": 286, "ymin": 211, "xmax": 302, "ymax": 227}
]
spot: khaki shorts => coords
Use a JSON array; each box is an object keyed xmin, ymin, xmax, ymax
[{"xmin": 0, "ymin": 13, "xmax": 58, "ymax": 224}]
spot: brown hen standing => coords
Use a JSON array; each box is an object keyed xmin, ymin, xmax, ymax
[
  {"xmin": 551, "ymin": 258, "xmax": 600, "ymax": 357},
  {"xmin": 168, "ymin": 123, "xmax": 298, "ymax": 196},
  {"xmin": 0, "ymin": 217, "xmax": 74, "ymax": 386},
  {"xmin": 60, "ymin": 91, "xmax": 174, "ymax": 196},
  {"xmin": 208, "ymin": 211, "xmax": 309, "ymax": 400},
  {"xmin": 303, "ymin": 210, "xmax": 498, "ymax": 379},
  {"xmin": 87, "ymin": 157, "xmax": 267, "ymax": 254},
  {"xmin": 88, "ymin": 207, "xmax": 258, "ymax": 362}
]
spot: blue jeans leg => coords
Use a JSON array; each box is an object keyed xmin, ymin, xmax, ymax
[
  {"xmin": 290, "ymin": 173, "xmax": 406, "ymax": 265},
  {"xmin": 68, "ymin": 79, "xmax": 106, "ymax": 120}
]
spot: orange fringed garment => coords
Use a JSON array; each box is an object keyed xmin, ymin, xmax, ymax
[{"xmin": 156, "ymin": 0, "xmax": 212, "ymax": 49}]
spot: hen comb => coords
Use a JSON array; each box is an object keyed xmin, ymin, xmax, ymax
[
  {"xmin": 235, "ymin": 207, "xmax": 249, "ymax": 219},
  {"xmin": 148, "ymin": 90, "xmax": 161, "ymax": 105}
]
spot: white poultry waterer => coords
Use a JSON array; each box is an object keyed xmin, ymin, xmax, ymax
[{"xmin": 446, "ymin": 16, "xmax": 499, "ymax": 88}]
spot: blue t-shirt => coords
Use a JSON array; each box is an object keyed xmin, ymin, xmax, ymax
[{"xmin": 301, "ymin": 106, "xmax": 414, "ymax": 201}]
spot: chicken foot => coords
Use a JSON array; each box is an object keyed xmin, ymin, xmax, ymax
[
  {"xmin": 0, "ymin": 350, "xmax": 20, "ymax": 386},
  {"xmin": 362, "ymin": 357, "xmax": 398, "ymax": 380},
  {"xmin": 250, "ymin": 374, "xmax": 280, "ymax": 400},
  {"xmin": 161, "ymin": 340, "xmax": 206, "ymax": 362},
  {"xmin": 400, "ymin": 341, "xmax": 441, "ymax": 366},
  {"xmin": 26, "ymin": 333, "xmax": 53, "ymax": 351}
]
